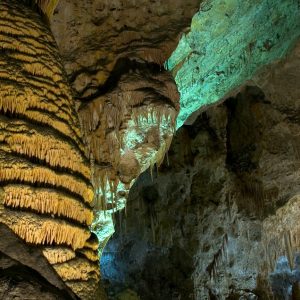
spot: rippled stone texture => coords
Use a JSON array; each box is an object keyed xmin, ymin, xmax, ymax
[{"xmin": 0, "ymin": 1, "xmax": 102, "ymax": 299}]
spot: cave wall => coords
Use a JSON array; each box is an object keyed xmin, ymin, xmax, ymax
[
  {"xmin": 0, "ymin": 253, "xmax": 69, "ymax": 300},
  {"xmin": 166, "ymin": 0, "xmax": 300, "ymax": 128},
  {"xmin": 1, "ymin": 0, "xmax": 299, "ymax": 299},
  {"xmin": 49, "ymin": 0, "xmax": 300, "ymax": 256},
  {"xmin": 102, "ymin": 41, "xmax": 300, "ymax": 299},
  {"xmin": 0, "ymin": 224, "xmax": 76, "ymax": 300}
]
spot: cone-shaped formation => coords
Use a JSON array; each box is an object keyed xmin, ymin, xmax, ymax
[
  {"xmin": 79, "ymin": 63, "xmax": 179, "ymax": 250},
  {"xmin": 78, "ymin": 248, "xmax": 99, "ymax": 262},
  {"xmin": 0, "ymin": 1, "xmax": 100, "ymax": 298}
]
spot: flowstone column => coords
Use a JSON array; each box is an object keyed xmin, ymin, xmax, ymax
[{"xmin": 0, "ymin": 1, "xmax": 102, "ymax": 299}]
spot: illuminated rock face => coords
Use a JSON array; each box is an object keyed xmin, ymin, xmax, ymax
[
  {"xmin": 102, "ymin": 41, "xmax": 300, "ymax": 299},
  {"xmin": 50, "ymin": 0, "xmax": 199, "ymax": 251},
  {"xmin": 166, "ymin": 0, "xmax": 300, "ymax": 128},
  {"xmin": 79, "ymin": 61, "xmax": 179, "ymax": 251},
  {"xmin": 0, "ymin": 1, "xmax": 102, "ymax": 299},
  {"xmin": 49, "ymin": 0, "xmax": 300, "ymax": 254}
]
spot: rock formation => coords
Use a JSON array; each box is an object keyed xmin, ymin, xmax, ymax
[
  {"xmin": 166, "ymin": 0, "xmax": 300, "ymax": 128},
  {"xmin": 50, "ymin": 0, "xmax": 199, "ymax": 251},
  {"xmin": 0, "ymin": 0, "xmax": 299, "ymax": 299},
  {"xmin": 101, "ymin": 40, "xmax": 300, "ymax": 299},
  {"xmin": 48, "ymin": 0, "xmax": 300, "ymax": 256},
  {"xmin": 0, "ymin": 1, "xmax": 101, "ymax": 299}
]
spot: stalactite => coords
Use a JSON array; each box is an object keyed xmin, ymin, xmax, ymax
[
  {"xmin": 262, "ymin": 196, "xmax": 300, "ymax": 274},
  {"xmin": 207, "ymin": 234, "xmax": 228, "ymax": 280},
  {"xmin": 0, "ymin": 152, "xmax": 93, "ymax": 204},
  {"xmin": 85, "ymin": 233, "xmax": 99, "ymax": 251},
  {"xmin": 78, "ymin": 248, "xmax": 99, "ymax": 262},
  {"xmin": 1, "ymin": 207, "xmax": 90, "ymax": 250},
  {"xmin": 150, "ymin": 213, "xmax": 156, "ymax": 243},
  {"xmin": 53, "ymin": 258, "xmax": 100, "ymax": 281},
  {"xmin": 270, "ymin": 229, "xmax": 300, "ymax": 272},
  {"xmin": 32, "ymin": 0, "xmax": 60, "ymax": 19},
  {"xmin": 23, "ymin": 62, "xmax": 62, "ymax": 82},
  {"xmin": 3, "ymin": 185, "xmax": 93, "ymax": 225},
  {"xmin": 0, "ymin": 120, "xmax": 90, "ymax": 180},
  {"xmin": 74, "ymin": 54, "xmax": 180, "ymax": 270},
  {"xmin": 43, "ymin": 247, "xmax": 76, "ymax": 264},
  {"xmin": 284, "ymin": 230, "xmax": 293, "ymax": 270}
]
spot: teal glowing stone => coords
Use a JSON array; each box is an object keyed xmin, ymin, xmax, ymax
[{"xmin": 165, "ymin": 0, "xmax": 300, "ymax": 129}]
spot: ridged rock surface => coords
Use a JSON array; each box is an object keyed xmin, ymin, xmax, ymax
[{"xmin": 0, "ymin": 1, "xmax": 101, "ymax": 299}]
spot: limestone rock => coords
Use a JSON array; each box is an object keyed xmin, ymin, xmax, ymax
[
  {"xmin": 101, "ymin": 41, "xmax": 300, "ymax": 299},
  {"xmin": 166, "ymin": 0, "xmax": 300, "ymax": 128},
  {"xmin": 50, "ymin": 0, "xmax": 198, "ymax": 250},
  {"xmin": 0, "ymin": 1, "xmax": 101, "ymax": 298}
]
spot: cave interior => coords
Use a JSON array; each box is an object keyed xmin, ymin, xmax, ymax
[{"xmin": 0, "ymin": 0, "xmax": 300, "ymax": 299}]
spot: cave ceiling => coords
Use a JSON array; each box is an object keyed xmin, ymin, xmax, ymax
[
  {"xmin": 166, "ymin": 0, "xmax": 300, "ymax": 128},
  {"xmin": 49, "ymin": 0, "xmax": 300, "ymax": 252}
]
